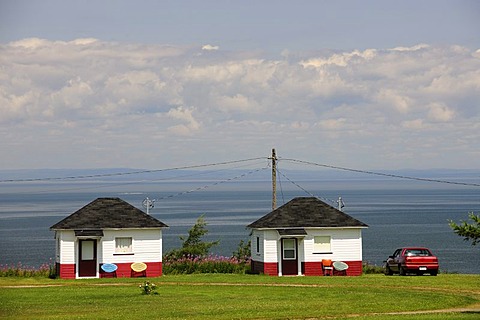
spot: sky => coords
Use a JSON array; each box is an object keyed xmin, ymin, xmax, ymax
[{"xmin": 1, "ymin": 0, "xmax": 479, "ymax": 171}]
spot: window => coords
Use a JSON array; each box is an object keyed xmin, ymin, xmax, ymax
[
  {"xmin": 283, "ymin": 239, "xmax": 296, "ymax": 260},
  {"xmin": 256, "ymin": 236, "xmax": 260, "ymax": 254},
  {"xmin": 115, "ymin": 237, "xmax": 132, "ymax": 253},
  {"xmin": 314, "ymin": 236, "xmax": 331, "ymax": 253}
]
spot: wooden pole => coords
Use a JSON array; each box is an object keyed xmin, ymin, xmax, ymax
[{"xmin": 271, "ymin": 148, "xmax": 277, "ymax": 210}]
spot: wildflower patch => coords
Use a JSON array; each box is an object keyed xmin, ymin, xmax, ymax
[{"xmin": 139, "ymin": 281, "xmax": 158, "ymax": 295}]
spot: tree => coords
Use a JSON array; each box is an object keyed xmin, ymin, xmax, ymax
[
  {"xmin": 449, "ymin": 212, "xmax": 480, "ymax": 246},
  {"xmin": 166, "ymin": 214, "xmax": 219, "ymax": 259},
  {"xmin": 232, "ymin": 239, "xmax": 251, "ymax": 263}
]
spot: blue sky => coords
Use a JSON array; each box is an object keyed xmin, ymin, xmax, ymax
[
  {"xmin": 1, "ymin": 1, "xmax": 479, "ymax": 170},
  {"xmin": 2, "ymin": 1, "xmax": 479, "ymax": 51}
]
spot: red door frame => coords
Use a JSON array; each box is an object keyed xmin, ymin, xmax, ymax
[
  {"xmin": 78, "ymin": 239, "xmax": 97, "ymax": 277},
  {"xmin": 281, "ymin": 238, "xmax": 298, "ymax": 275}
]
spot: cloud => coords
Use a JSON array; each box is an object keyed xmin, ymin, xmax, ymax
[
  {"xmin": 1, "ymin": 39, "xmax": 479, "ymax": 169},
  {"xmin": 167, "ymin": 106, "xmax": 200, "ymax": 136},
  {"xmin": 202, "ymin": 44, "xmax": 219, "ymax": 51},
  {"xmin": 427, "ymin": 103, "xmax": 455, "ymax": 122},
  {"xmin": 402, "ymin": 119, "xmax": 425, "ymax": 130}
]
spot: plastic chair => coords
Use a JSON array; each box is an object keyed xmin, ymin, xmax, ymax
[
  {"xmin": 130, "ymin": 262, "xmax": 147, "ymax": 277},
  {"xmin": 322, "ymin": 259, "xmax": 333, "ymax": 276},
  {"xmin": 101, "ymin": 263, "xmax": 118, "ymax": 278},
  {"xmin": 333, "ymin": 261, "xmax": 349, "ymax": 276}
]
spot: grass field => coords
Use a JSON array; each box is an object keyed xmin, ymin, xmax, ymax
[{"xmin": 1, "ymin": 274, "xmax": 479, "ymax": 319}]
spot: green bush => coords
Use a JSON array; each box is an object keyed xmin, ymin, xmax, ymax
[
  {"xmin": 362, "ymin": 262, "xmax": 385, "ymax": 274},
  {"xmin": 139, "ymin": 281, "xmax": 158, "ymax": 295},
  {"xmin": 0, "ymin": 262, "xmax": 56, "ymax": 278},
  {"xmin": 163, "ymin": 254, "xmax": 251, "ymax": 275}
]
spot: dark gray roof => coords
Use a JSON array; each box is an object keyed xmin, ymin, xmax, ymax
[
  {"xmin": 247, "ymin": 197, "xmax": 368, "ymax": 229},
  {"xmin": 50, "ymin": 197, "xmax": 168, "ymax": 230}
]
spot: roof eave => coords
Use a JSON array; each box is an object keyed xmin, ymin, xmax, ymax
[{"xmin": 249, "ymin": 225, "xmax": 368, "ymax": 230}]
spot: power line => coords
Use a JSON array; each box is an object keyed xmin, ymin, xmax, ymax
[
  {"xmin": 9, "ymin": 160, "xmax": 269, "ymax": 194},
  {"xmin": 1, "ymin": 155, "xmax": 478, "ymax": 188},
  {"xmin": 0, "ymin": 157, "xmax": 267, "ymax": 183},
  {"xmin": 276, "ymin": 168, "xmax": 338, "ymax": 207},
  {"xmin": 155, "ymin": 166, "xmax": 269, "ymax": 201},
  {"xmin": 280, "ymin": 158, "xmax": 480, "ymax": 187}
]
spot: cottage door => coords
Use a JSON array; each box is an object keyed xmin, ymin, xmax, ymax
[
  {"xmin": 281, "ymin": 238, "xmax": 298, "ymax": 275},
  {"xmin": 78, "ymin": 239, "xmax": 97, "ymax": 277}
]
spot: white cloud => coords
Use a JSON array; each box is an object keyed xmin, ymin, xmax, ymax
[
  {"xmin": 167, "ymin": 106, "xmax": 200, "ymax": 136},
  {"xmin": 300, "ymin": 49, "xmax": 377, "ymax": 68},
  {"xmin": 202, "ymin": 44, "xmax": 219, "ymax": 51},
  {"xmin": 390, "ymin": 44, "xmax": 429, "ymax": 52},
  {"xmin": 402, "ymin": 119, "xmax": 425, "ymax": 130},
  {"xmin": 375, "ymin": 89, "xmax": 411, "ymax": 114},
  {"xmin": 318, "ymin": 118, "xmax": 346, "ymax": 130},
  {"xmin": 1, "ymin": 39, "xmax": 479, "ymax": 169},
  {"xmin": 427, "ymin": 103, "xmax": 455, "ymax": 122}
]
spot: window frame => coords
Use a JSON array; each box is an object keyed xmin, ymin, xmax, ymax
[
  {"xmin": 313, "ymin": 236, "xmax": 332, "ymax": 254},
  {"xmin": 114, "ymin": 237, "xmax": 133, "ymax": 255},
  {"xmin": 282, "ymin": 238, "xmax": 296, "ymax": 260}
]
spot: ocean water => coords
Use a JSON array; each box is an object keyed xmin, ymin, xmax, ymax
[{"xmin": 0, "ymin": 178, "xmax": 479, "ymax": 274}]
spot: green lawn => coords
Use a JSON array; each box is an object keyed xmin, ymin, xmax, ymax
[{"xmin": 1, "ymin": 274, "xmax": 479, "ymax": 319}]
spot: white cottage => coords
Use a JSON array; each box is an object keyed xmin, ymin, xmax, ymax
[
  {"xmin": 50, "ymin": 197, "xmax": 168, "ymax": 279},
  {"xmin": 247, "ymin": 197, "xmax": 368, "ymax": 276}
]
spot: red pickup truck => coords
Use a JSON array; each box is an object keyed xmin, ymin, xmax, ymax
[{"xmin": 384, "ymin": 247, "xmax": 439, "ymax": 276}]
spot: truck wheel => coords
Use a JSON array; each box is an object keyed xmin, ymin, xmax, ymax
[
  {"xmin": 431, "ymin": 270, "xmax": 438, "ymax": 276},
  {"xmin": 399, "ymin": 265, "xmax": 406, "ymax": 276}
]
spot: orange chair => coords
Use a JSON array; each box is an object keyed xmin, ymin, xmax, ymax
[{"xmin": 322, "ymin": 259, "xmax": 333, "ymax": 276}]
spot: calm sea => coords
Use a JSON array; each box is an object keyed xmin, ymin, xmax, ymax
[{"xmin": 0, "ymin": 178, "xmax": 479, "ymax": 274}]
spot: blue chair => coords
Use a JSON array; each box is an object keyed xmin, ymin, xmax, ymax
[{"xmin": 101, "ymin": 263, "xmax": 118, "ymax": 278}]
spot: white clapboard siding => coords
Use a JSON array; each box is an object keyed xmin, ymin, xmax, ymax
[
  {"xmin": 101, "ymin": 229, "xmax": 162, "ymax": 263},
  {"xmin": 303, "ymin": 228, "xmax": 363, "ymax": 262},
  {"xmin": 58, "ymin": 231, "xmax": 76, "ymax": 264},
  {"xmin": 263, "ymin": 230, "xmax": 279, "ymax": 263},
  {"xmin": 251, "ymin": 230, "xmax": 279, "ymax": 263}
]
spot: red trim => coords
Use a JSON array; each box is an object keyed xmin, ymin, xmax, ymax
[
  {"xmin": 263, "ymin": 262, "xmax": 278, "ymax": 276},
  {"xmin": 304, "ymin": 261, "xmax": 363, "ymax": 276},
  {"xmin": 253, "ymin": 260, "xmax": 363, "ymax": 276},
  {"xmin": 57, "ymin": 263, "xmax": 75, "ymax": 279},
  {"xmin": 303, "ymin": 262, "xmax": 323, "ymax": 276},
  {"xmin": 251, "ymin": 260, "xmax": 278, "ymax": 276},
  {"xmin": 57, "ymin": 262, "xmax": 163, "ymax": 279},
  {"xmin": 103, "ymin": 262, "xmax": 162, "ymax": 278},
  {"xmin": 342, "ymin": 260, "xmax": 362, "ymax": 276}
]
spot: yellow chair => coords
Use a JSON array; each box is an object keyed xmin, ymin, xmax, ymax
[{"xmin": 130, "ymin": 262, "xmax": 147, "ymax": 277}]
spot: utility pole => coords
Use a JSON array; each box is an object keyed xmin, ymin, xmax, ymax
[{"xmin": 271, "ymin": 148, "xmax": 277, "ymax": 210}]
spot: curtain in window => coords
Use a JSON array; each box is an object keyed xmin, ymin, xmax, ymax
[{"xmin": 115, "ymin": 237, "xmax": 132, "ymax": 253}]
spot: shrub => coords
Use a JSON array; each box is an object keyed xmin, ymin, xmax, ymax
[
  {"xmin": 0, "ymin": 261, "xmax": 56, "ymax": 278},
  {"xmin": 139, "ymin": 281, "xmax": 158, "ymax": 295},
  {"xmin": 163, "ymin": 254, "xmax": 251, "ymax": 275},
  {"xmin": 362, "ymin": 262, "xmax": 384, "ymax": 274},
  {"xmin": 232, "ymin": 239, "xmax": 251, "ymax": 264}
]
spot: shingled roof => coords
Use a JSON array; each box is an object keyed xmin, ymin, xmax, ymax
[
  {"xmin": 50, "ymin": 197, "xmax": 168, "ymax": 230},
  {"xmin": 247, "ymin": 197, "xmax": 368, "ymax": 229}
]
